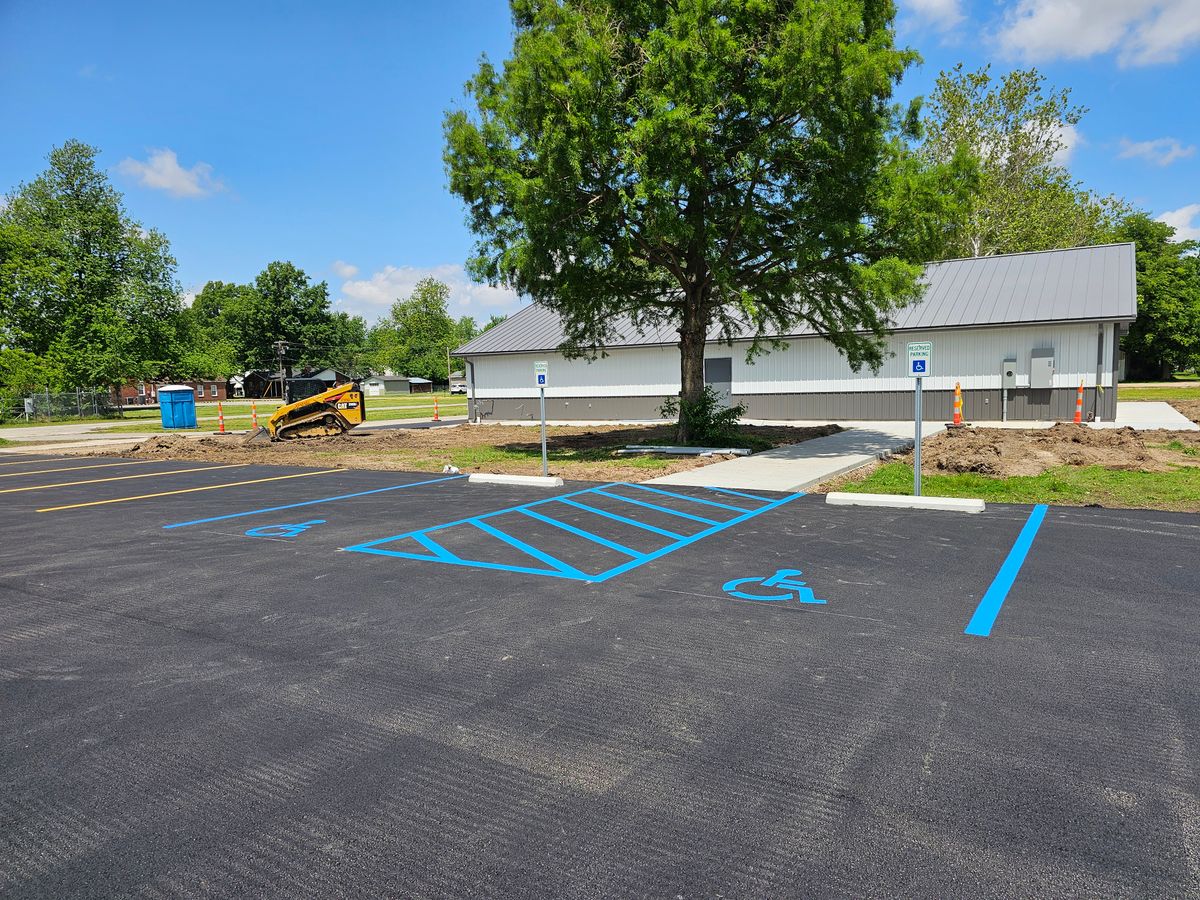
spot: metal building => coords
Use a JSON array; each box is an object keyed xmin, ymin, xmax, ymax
[{"xmin": 456, "ymin": 243, "xmax": 1137, "ymax": 423}]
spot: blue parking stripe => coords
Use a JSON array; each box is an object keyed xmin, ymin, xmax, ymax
[
  {"xmin": 625, "ymin": 483, "xmax": 750, "ymax": 512},
  {"xmin": 590, "ymin": 491, "xmax": 806, "ymax": 582},
  {"xmin": 518, "ymin": 507, "xmax": 644, "ymax": 558},
  {"xmin": 558, "ymin": 498, "xmax": 687, "ymax": 540},
  {"xmin": 345, "ymin": 545, "xmax": 583, "ymax": 581},
  {"xmin": 593, "ymin": 489, "xmax": 720, "ymax": 525},
  {"xmin": 163, "ymin": 474, "xmax": 466, "ymax": 529},
  {"xmin": 470, "ymin": 518, "xmax": 587, "ymax": 578},
  {"xmin": 965, "ymin": 505, "xmax": 1048, "ymax": 638},
  {"xmin": 708, "ymin": 487, "xmax": 775, "ymax": 504}
]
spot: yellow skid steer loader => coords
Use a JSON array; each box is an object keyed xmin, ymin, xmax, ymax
[{"xmin": 246, "ymin": 379, "xmax": 366, "ymax": 443}]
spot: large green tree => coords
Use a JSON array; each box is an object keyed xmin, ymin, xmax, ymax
[
  {"xmin": 921, "ymin": 64, "xmax": 1127, "ymax": 258},
  {"xmin": 368, "ymin": 277, "xmax": 462, "ymax": 381},
  {"xmin": 0, "ymin": 140, "xmax": 184, "ymax": 392},
  {"xmin": 189, "ymin": 264, "xmax": 366, "ymax": 374},
  {"xmin": 1116, "ymin": 214, "xmax": 1200, "ymax": 379},
  {"xmin": 445, "ymin": 0, "xmax": 964, "ymax": 441}
]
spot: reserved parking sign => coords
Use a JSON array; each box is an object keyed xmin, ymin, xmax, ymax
[{"xmin": 907, "ymin": 341, "xmax": 932, "ymax": 377}]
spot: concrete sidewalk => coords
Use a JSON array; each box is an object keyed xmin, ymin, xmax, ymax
[{"xmin": 647, "ymin": 422, "xmax": 946, "ymax": 493}]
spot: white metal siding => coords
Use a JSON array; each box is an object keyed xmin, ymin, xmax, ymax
[{"xmin": 471, "ymin": 323, "xmax": 1114, "ymax": 399}]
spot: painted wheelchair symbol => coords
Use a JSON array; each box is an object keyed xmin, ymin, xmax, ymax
[
  {"xmin": 722, "ymin": 568, "xmax": 826, "ymax": 604},
  {"xmin": 245, "ymin": 519, "xmax": 325, "ymax": 538}
]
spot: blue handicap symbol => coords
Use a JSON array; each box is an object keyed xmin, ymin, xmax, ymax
[
  {"xmin": 245, "ymin": 519, "xmax": 326, "ymax": 538},
  {"xmin": 912, "ymin": 359, "xmax": 926, "ymax": 373},
  {"xmin": 722, "ymin": 568, "xmax": 827, "ymax": 604},
  {"xmin": 537, "ymin": 374, "xmax": 547, "ymax": 385}
]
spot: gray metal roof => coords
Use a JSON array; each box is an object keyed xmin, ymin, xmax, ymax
[{"xmin": 456, "ymin": 243, "xmax": 1137, "ymax": 356}]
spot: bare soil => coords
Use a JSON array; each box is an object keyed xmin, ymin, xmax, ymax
[
  {"xmin": 119, "ymin": 422, "xmax": 841, "ymax": 482},
  {"xmin": 1170, "ymin": 399, "xmax": 1200, "ymax": 425},
  {"xmin": 907, "ymin": 423, "xmax": 1200, "ymax": 477}
]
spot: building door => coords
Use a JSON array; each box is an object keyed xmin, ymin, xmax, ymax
[{"xmin": 704, "ymin": 357, "xmax": 733, "ymax": 408}]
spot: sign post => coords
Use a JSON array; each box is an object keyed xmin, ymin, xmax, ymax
[
  {"xmin": 906, "ymin": 341, "xmax": 932, "ymax": 497},
  {"xmin": 534, "ymin": 360, "xmax": 549, "ymax": 477}
]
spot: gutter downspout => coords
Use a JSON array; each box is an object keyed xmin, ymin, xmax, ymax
[
  {"xmin": 1095, "ymin": 324, "xmax": 1105, "ymax": 421},
  {"xmin": 466, "ymin": 359, "xmax": 477, "ymax": 423}
]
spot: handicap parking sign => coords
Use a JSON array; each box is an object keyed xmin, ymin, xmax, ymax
[{"xmin": 907, "ymin": 341, "xmax": 932, "ymax": 377}]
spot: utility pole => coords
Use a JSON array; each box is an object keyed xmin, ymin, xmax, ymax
[{"xmin": 273, "ymin": 340, "xmax": 289, "ymax": 401}]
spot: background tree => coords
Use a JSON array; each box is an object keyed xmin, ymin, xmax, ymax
[
  {"xmin": 921, "ymin": 64, "xmax": 1127, "ymax": 257},
  {"xmin": 368, "ymin": 277, "xmax": 459, "ymax": 380},
  {"xmin": 188, "ymin": 264, "xmax": 366, "ymax": 375},
  {"xmin": 0, "ymin": 140, "xmax": 184, "ymax": 393},
  {"xmin": 445, "ymin": 0, "xmax": 965, "ymax": 441},
  {"xmin": 481, "ymin": 313, "xmax": 508, "ymax": 332},
  {"xmin": 1116, "ymin": 214, "xmax": 1200, "ymax": 379}
]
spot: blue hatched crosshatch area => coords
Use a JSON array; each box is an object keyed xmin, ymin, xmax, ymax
[{"xmin": 343, "ymin": 483, "xmax": 804, "ymax": 582}]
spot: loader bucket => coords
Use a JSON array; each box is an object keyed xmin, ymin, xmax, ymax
[{"xmin": 243, "ymin": 425, "xmax": 274, "ymax": 446}]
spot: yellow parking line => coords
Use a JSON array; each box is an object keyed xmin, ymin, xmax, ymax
[
  {"xmin": 37, "ymin": 468, "xmax": 343, "ymax": 512},
  {"xmin": 0, "ymin": 456, "xmax": 77, "ymax": 467},
  {"xmin": 0, "ymin": 460, "xmax": 162, "ymax": 478},
  {"xmin": 0, "ymin": 464, "xmax": 245, "ymax": 495}
]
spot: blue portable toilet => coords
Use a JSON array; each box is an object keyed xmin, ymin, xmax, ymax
[{"xmin": 158, "ymin": 385, "xmax": 198, "ymax": 429}]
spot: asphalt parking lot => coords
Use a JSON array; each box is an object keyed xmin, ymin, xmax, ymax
[{"xmin": 1, "ymin": 452, "xmax": 1198, "ymax": 897}]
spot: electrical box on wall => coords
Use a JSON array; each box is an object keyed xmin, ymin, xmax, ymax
[
  {"xmin": 1001, "ymin": 358, "xmax": 1017, "ymax": 390},
  {"xmin": 1030, "ymin": 348, "xmax": 1055, "ymax": 389}
]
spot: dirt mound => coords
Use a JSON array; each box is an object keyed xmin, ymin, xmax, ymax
[{"xmin": 917, "ymin": 423, "xmax": 1200, "ymax": 476}]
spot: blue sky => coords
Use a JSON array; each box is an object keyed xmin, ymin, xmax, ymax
[{"xmin": 2, "ymin": 0, "xmax": 1197, "ymax": 327}]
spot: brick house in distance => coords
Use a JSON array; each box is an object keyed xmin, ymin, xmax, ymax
[{"xmin": 111, "ymin": 379, "xmax": 228, "ymax": 405}]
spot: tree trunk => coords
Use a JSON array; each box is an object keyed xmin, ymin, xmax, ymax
[
  {"xmin": 1160, "ymin": 359, "xmax": 1172, "ymax": 381},
  {"xmin": 676, "ymin": 289, "xmax": 707, "ymax": 444}
]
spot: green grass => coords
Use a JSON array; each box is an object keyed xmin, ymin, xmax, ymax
[
  {"xmin": 0, "ymin": 436, "xmax": 13, "ymax": 447},
  {"xmin": 439, "ymin": 444, "xmax": 676, "ymax": 470},
  {"xmin": 1119, "ymin": 385, "xmax": 1200, "ymax": 401},
  {"xmin": 838, "ymin": 461, "xmax": 1200, "ymax": 510}
]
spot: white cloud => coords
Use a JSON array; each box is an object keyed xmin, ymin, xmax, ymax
[
  {"xmin": 1157, "ymin": 204, "xmax": 1200, "ymax": 241},
  {"xmin": 902, "ymin": 0, "xmax": 965, "ymax": 30},
  {"xmin": 330, "ymin": 260, "xmax": 359, "ymax": 279},
  {"xmin": 1119, "ymin": 137, "xmax": 1197, "ymax": 166},
  {"xmin": 1053, "ymin": 123, "xmax": 1084, "ymax": 164},
  {"xmin": 115, "ymin": 149, "xmax": 224, "ymax": 198},
  {"xmin": 996, "ymin": 0, "xmax": 1200, "ymax": 67},
  {"xmin": 337, "ymin": 263, "xmax": 525, "ymax": 323}
]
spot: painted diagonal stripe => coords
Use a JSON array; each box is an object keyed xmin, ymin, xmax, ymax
[
  {"xmin": 708, "ymin": 486, "xmax": 776, "ymax": 504},
  {"xmin": 37, "ymin": 469, "xmax": 343, "ymax": 512},
  {"xmin": 557, "ymin": 497, "xmax": 686, "ymax": 540},
  {"xmin": 964, "ymin": 504, "xmax": 1048, "ymax": 638},
  {"xmin": 0, "ymin": 460, "xmax": 160, "ymax": 479},
  {"xmin": 162, "ymin": 474, "xmax": 465, "ymax": 529},
  {"xmin": 592, "ymin": 489, "xmax": 720, "ymax": 525},
  {"xmin": 0, "ymin": 464, "xmax": 244, "ymax": 494},
  {"xmin": 471, "ymin": 518, "xmax": 587, "ymax": 577},
  {"xmin": 625, "ymin": 483, "xmax": 750, "ymax": 512},
  {"xmin": 518, "ymin": 507, "xmax": 644, "ymax": 559}
]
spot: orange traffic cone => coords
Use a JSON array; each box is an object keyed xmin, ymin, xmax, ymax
[
  {"xmin": 1074, "ymin": 381, "xmax": 1084, "ymax": 424},
  {"xmin": 433, "ymin": 397, "xmax": 440, "ymax": 422},
  {"xmin": 217, "ymin": 401, "xmax": 225, "ymax": 433},
  {"xmin": 952, "ymin": 382, "xmax": 964, "ymax": 427}
]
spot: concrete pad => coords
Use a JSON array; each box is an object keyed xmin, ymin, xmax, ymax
[
  {"xmin": 1090, "ymin": 400, "xmax": 1198, "ymax": 431},
  {"xmin": 648, "ymin": 422, "xmax": 945, "ymax": 493},
  {"xmin": 468, "ymin": 472, "xmax": 565, "ymax": 488},
  {"xmin": 825, "ymin": 491, "xmax": 985, "ymax": 513}
]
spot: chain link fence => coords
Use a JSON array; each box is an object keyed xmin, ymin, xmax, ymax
[{"xmin": 0, "ymin": 390, "xmax": 119, "ymax": 423}]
